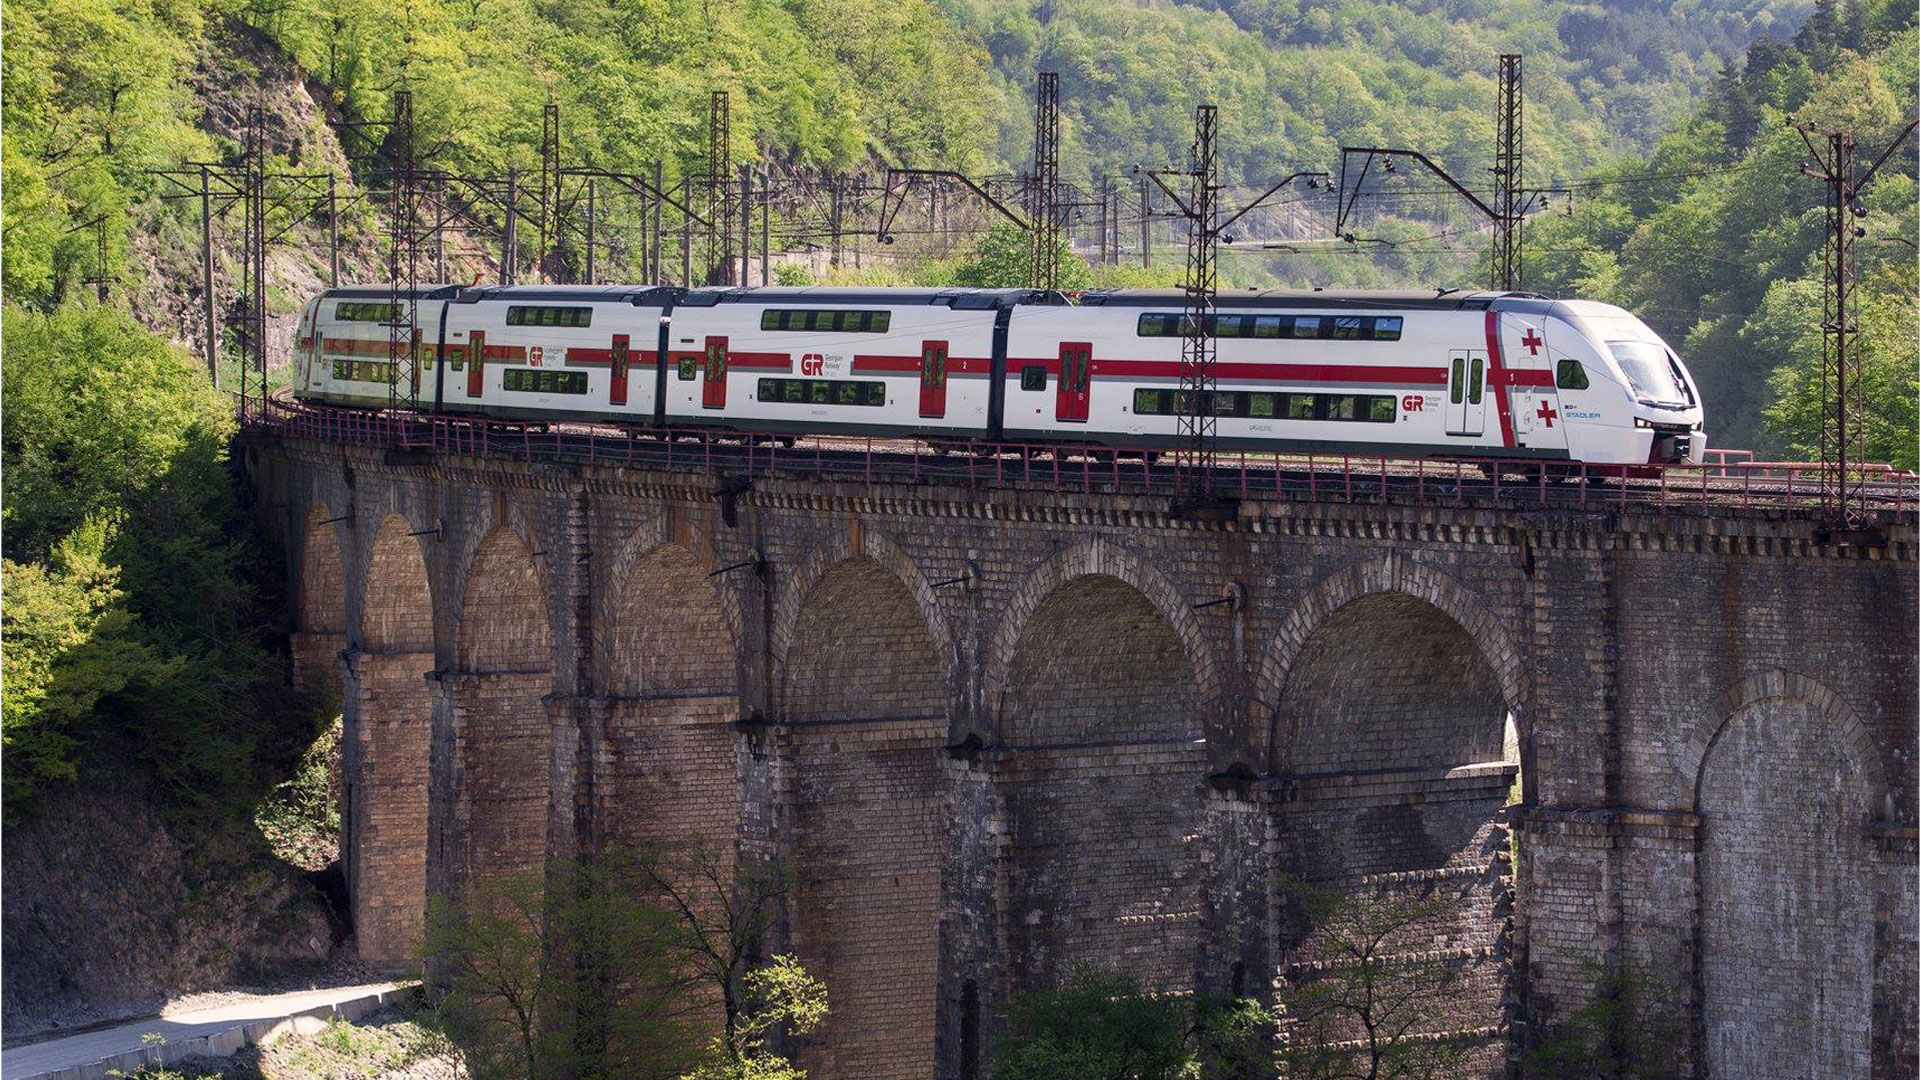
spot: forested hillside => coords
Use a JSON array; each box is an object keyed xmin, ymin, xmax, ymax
[
  {"xmin": 1521, "ymin": 0, "xmax": 1916, "ymax": 456},
  {"xmin": 1, "ymin": 0, "xmax": 1909, "ymax": 1033}
]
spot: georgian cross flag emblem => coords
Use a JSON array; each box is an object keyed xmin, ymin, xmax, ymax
[
  {"xmin": 1520, "ymin": 327, "xmax": 1544, "ymax": 355},
  {"xmin": 1536, "ymin": 400, "xmax": 1558, "ymax": 428}
]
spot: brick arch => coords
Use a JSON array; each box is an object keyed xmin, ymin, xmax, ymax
[
  {"xmin": 359, "ymin": 514, "xmax": 435, "ymax": 653},
  {"xmin": 1693, "ymin": 669, "xmax": 1877, "ymax": 1077},
  {"xmin": 598, "ymin": 512, "xmax": 744, "ymax": 694},
  {"xmin": 990, "ymin": 542, "xmax": 1213, "ymax": 995},
  {"xmin": 771, "ymin": 526, "xmax": 956, "ymax": 707},
  {"xmin": 298, "ymin": 502, "xmax": 348, "ymax": 635},
  {"xmin": 345, "ymin": 513, "xmax": 436, "ymax": 969},
  {"xmin": 455, "ymin": 523, "xmax": 552, "ymax": 674},
  {"xmin": 984, "ymin": 537, "xmax": 1223, "ymax": 740},
  {"xmin": 1684, "ymin": 668, "xmax": 1887, "ymax": 815},
  {"xmin": 453, "ymin": 524, "xmax": 554, "ymax": 882},
  {"xmin": 1000, "ymin": 574, "xmax": 1199, "ymax": 746},
  {"xmin": 775, "ymin": 529, "xmax": 949, "ymax": 1080},
  {"xmin": 1256, "ymin": 552, "xmax": 1525, "ymax": 772}
]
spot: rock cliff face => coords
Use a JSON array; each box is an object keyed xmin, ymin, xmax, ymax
[{"xmin": 2, "ymin": 784, "xmax": 334, "ymax": 1037}]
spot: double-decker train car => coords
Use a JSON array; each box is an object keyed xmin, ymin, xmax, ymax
[{"xmin": 295, "ymin": 284, "xmax": 1707, "ymax": 467}]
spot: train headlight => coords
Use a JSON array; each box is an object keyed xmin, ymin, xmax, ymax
[{"xmin": 1634, "ymin": 417, "xmax": 1653, "ymax": 429}]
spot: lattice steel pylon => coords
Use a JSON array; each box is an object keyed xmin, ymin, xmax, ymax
[
  {"xmin": 387, "ymin": 89, "xmax": 423, "ymax": 409},
  {"xmin": 540, "ymin": 102, "xmax": 560, "ymax": 283},
  {"xmin": 1028, "ymin": 72, "xmax": 1061, "ymax": 292},
  {"xmin": 1792, "ymin": 116, "xmax": 1917, "ymax": 523},
  {"xmin": 706, "ymin": 90, "xmax": 733, "ymax": 286},
  {"xmin": 1491, "ymin": 53, "xmax": 1522, "ymax": 291},
  {"xmin": 1177, "ymin": 104, "xmax": 1220, "ymax": 496}
]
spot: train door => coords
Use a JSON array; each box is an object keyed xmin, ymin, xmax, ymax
[
  {"xmin": 702, "ymin": 336, "xmax": 728, "ymax": 409},
  {"xmin": 919, "ymin": 340, "xmax": 949, "ymax": 418},
  {"xmin": 1056, "ymin": 341, "xmax": 1091, "ymax": 423},
  {"xmin": 609, "ymin": 333, "xmax": 631, "ymax": 407},
  {"xmin": 467, "ymin": 330, "xmax": 487, "ymax": 397},
  {"xmin": 1446, "ymin": 348, "xmax": 1487, "ymax": 437}
]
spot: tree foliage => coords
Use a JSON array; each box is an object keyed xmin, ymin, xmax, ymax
[
  {"xmin": 419, "ymin": 844, "xmax": 824, "ymax": 1080},
  {"xmin": 1275, "ymin": 874, "xmax": 1474, "ymax": 1080},
  {"xmin": 1520, "ymin": 12, "xmax": 1916, "ymax": 455},
  {"xmin": 2, "ymin": 304, "xmax": 322, "ymax": 822},
  {"xmin": 991, "ymin": 967, "xmax": 1272, "ymax": 1080}
]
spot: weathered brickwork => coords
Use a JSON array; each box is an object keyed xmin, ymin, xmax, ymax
[
  {"xmin": 347, "ymin": 515, "xmax": 436, "ymax": 970},
  {"xmin": 781, "ymin": 558, "xmax": 947, "ymax": 1080},
  {"xmin": 249, "ymin": 435, "xmax": 1918, "ymax": 1080}
]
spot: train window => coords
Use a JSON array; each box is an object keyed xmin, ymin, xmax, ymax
[
  {"xmin": 1134, "ymin": 311, "xmax": 1407, "ymax": 341},
  {"xmin": 1211, "ymin": 391, "xmax": 1238, "ymax": 416},
  {"xmin": 506, "ymin": 306, "xmax": 592, "ymax": 328},
  {"xmin": 1248, "ymin": 393, "xmax": 1276, "ymax": 418},
  {"xmin": 760, "ymin": 309, "xmax": 892, "ymax": 333},
  {"xmin": 1468, "ymin": 358, "xmax": 1484, "ymax": 403},
  {"xmin": 756, "ymin": 377, "xmax": 887, "ymax": 406},
  {"xmin": 1136, "ymin": 313, "xmax": 1180, "ymax": 336},
  {"xmin": 335, "ymin": 301, "xmax": 396, "ymax": 323},
  {"xmin": 678, "ymin": 355, "xmax": 697, "ymax": 380},
  {"xmin": 1367, "ymin": 396, "xmax": 1397, "ymax": 422},
  {"xmin": 1133, "ymin": 389, "xmax": 1163, "ymax": 414},
  {"xmin": 1285, "ymin": 394, "xmax": 1316, "ymax": 419},
  {"xmin": 330, "ymin": 359, "xmax": 395, "ymax": 382},
  {"xmin": 502, "ymin": 368, "xmax": 588, "ymax": 394},
  {"xmin": 1021, "ymin": 365, "xmax": 1047, "ymax": 391},
  {"xmin": 1556, "ymin": 359, "xmax": 1589, "ymax": 390},
  {"xmin": 1323, "ymin": 395, "xmax": 1358, "ymax": 420},
  {"xmin": 1450, "ymin": 357, "xmax": 1465, "ymax": 404}
]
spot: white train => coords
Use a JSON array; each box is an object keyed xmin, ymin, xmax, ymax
[{"xmin": 293, "ymin": 284, "xmax": 1707, "ymax": 467}]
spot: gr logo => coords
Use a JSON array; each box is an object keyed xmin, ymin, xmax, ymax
[
  {"xmin": 1401, "ymin": 394, "xmax": 1425, "ymax": 412},
  {"xmin": 800, "ymin": 353, "xmax": 825, "ymax": 376}
]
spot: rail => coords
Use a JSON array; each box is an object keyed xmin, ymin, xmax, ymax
[{"xmin": 235, "ymin": 393, "xmax": 1918, "ymax": 519}]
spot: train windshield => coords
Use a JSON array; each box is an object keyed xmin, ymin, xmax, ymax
[{"xmin": 1607, "ymin": 340, "xmax": 1693, "ymax": 408}]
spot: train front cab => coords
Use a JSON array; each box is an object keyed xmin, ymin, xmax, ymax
[{"xmin": 1532, "ymin": 299, "xmax": 1706, "ymax": 470}]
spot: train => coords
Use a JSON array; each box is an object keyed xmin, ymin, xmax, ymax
[{"xmin": 292, "ymin": 284, "xmax": 1707, "ymax": 468}]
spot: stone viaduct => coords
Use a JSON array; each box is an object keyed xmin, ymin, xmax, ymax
[{"xmin": 247, "ymin": 430, "xmax": 1916, "ymax": 1080}]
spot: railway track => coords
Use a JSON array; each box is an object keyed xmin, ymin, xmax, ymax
[{"xmin": 244, "ymin": 394, "xmax": 1917, "ymax": 518}]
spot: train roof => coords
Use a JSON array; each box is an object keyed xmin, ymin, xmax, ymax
[
  {"xmin": 452, "ymin": 284, "xmax": 683, "ymax": 305},
  {"xmin": 679, "ymin": 286, "xmax": 1067, "ymax": 310},
  {"xmin": 1078, "ymin": 288, "xmax": 1542, "ymax": 311}
]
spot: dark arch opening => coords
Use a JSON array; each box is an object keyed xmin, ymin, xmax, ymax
[
  {"xmin": 781, "ymin": 557, "xmax": 946, "ymax": 1080},
  {"xmin": 1269, "ymin": 591, "xmax": 1515, "ymax": 1074},
  {"xmin": 998, "ymin": 574, "xmax": 1203, "ymax": 993}
]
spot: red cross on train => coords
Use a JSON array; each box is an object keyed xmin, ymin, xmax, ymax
[{"xmin": 293, "ymin": 285, "xmax": 1708, "ymax": 473}]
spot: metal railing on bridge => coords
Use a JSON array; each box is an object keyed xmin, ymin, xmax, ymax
[{"xmin": 237, "ymin": 394, "xmax": 1918, "ymax": 519}]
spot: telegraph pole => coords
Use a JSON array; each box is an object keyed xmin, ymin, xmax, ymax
[{"xmin": 1795, "ymin": 116, "xmax": 1918, "ymax": 523}]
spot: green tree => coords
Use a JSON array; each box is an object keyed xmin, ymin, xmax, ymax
[
  {"xmin": 1275, "ymin": 874, "xmax": 1473, "ymax": 1080},
  {"xmin": 946, "ymin": 222, "xmax": 1095, "ymax": 291},
  {"xmin": 1523, "ymin": 962, "xmax": 1687, "ymax": 1080},
  {"xmin": 1758, "ymin": 267, "xmax": 1918, "ymax": 468},
  {"xmin": 1, "ymin": 304, "xmax": 319, "ymax": 822},
  {"xmin": 991, "ymin": 967, "xmax": 1272, "ymax": 1080},
  {"xmin": 420, "ymin": 852, "xmax": 700, "ymax": 1080}
]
